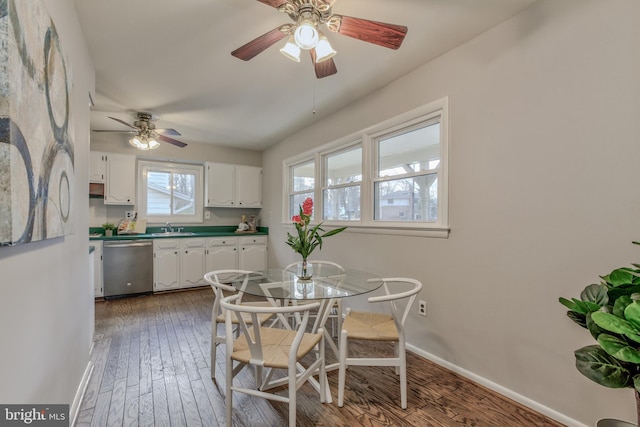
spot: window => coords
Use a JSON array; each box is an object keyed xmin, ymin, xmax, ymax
[
  {"xmin": 374, "ymin": 119, "xmax": 440, "ymax": 223},
  {"xmin": 283, "ymin": 97, "xmax": 449, "ymax": 237},
  {"xmin": 138, "ymin": 161, "xmax": 204, "ymax": 223},
  {"xmin": 323, "ymin": 145, "xmax": 362, "ymax": 221},
  {"xmin": 288, "ymin": 160, "xmax": 315, "ymax": 218}
]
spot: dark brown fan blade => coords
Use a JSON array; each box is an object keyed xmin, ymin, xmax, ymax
[
  {"xmin": 310, "ymin": 49, "xmax": 337, "ymax": 79},
  {"xmin": 108, "ymin": 116, "xmax": 136, "ymax": 129},
  {"xmin": 92, "ymin": 129, "xmax": 136, "ymax": 134},
  {"xmin": 231, "ymin": 26, "xmax": 289, "ymax": 61},
  {"xmin": 256, "ymin": 0, "xmax": 287, "ymax": 7},
  {"xmin": 155, "ymin": 128, "xmax": 181, "ymax": 136},
  {"xmin": 157, "ymin": 134, "xmax": 187, "ymax": 148},
  {"xmin": 332, "ymin": 15, "xmax": 407, "ymax": 50}
]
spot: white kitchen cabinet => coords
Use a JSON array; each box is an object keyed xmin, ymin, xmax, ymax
[
  {"xmin": 180, "ymin": 238, "xmax": 207, "ymax": 288},
  {"xmin": 205, "ymin": 237, "xmax": 238, "ymax": 273},
  {"xmin": 154, "ymin": 239, "xmax": 181, "ymax": 291},
  {"xmin": 105, "ymin": 153, "xmax": 136, "ymax": 205},
  {"xmin": 92, "ymin": 241, "xmax": 103, "ymax": 298},
  {"xmin": 90, "ymin": 151, "xmax": 107, "ymax": 183},
  {"xmin": 205, "ymin": 163, "xmax": 261, "ymax": 208},
  {"xmin": 238, "ymin": 235, "xmax": 268, "ymax": 271},
  {"xmin": 235, "ymin": 165, "xmax": 262, "ymax": 208}
]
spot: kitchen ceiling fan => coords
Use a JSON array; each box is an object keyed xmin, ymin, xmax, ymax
[
  {"xmin": 93, "ymin": 112, "xmax": 187, "ymax": 150},
  {"xmin": 231, "ymin": 0, "xmax": 408, "ymax": 78}
]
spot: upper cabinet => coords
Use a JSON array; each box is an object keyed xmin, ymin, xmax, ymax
[
  {"xmin": 205, "ymin": 162, "xmax": 261, "ymax": 208},
  {"xmin": 104, "ymin": 153, "xmax": 136, "ymax": 205},
  {"xmin": 89, "ymin": 151, "xmax": 107, "ymax": 183}
]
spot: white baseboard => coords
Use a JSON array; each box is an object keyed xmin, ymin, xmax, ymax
[
  {"xmin": 70, "ymin": 343, "xmax": 94, "ymax": 427},
  {"xmin": 406, "ymin": 344, "xmax": 587, "ymax": 427}
]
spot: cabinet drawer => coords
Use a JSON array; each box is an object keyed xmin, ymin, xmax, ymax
[
  {"xmin": 181, "ymin": 238, "xmax": 206, "ymax": 249},
  {"xmin": 154, "ymin": 239, "xmax": 180, "ymax": 250},
  {"xmin": 238, "ymin": 235, "xmax": 267, "ymax": 246},
  {"xmin": 207, "ymin": 237, "xmax": 237, "ymax": 247}
]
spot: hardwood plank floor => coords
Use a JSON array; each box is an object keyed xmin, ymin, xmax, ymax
[{"xmin": 77, "ymin": 288, "xmax": 564, "ymax": 427}]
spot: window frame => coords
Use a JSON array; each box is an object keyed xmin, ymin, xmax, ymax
[
  {"xmin": 283, "ymin": 97, "xmax": 449, "ymax": 238},
  {"xmin": 137, "ymin": 160, "xmax": 204, "ymax": 224}
]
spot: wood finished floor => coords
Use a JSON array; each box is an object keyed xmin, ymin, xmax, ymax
[{"xmin": 76, "ymin": 288, "xmax": 564, "ymax": 427}]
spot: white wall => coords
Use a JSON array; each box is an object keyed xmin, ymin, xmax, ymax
[
  {"xmin": 262, "ymin": 0, "xmax": 640, "ymax": 425},
  {"xmin": 0, "ymin": 0, "xmax": 95, "ymax": 417}
]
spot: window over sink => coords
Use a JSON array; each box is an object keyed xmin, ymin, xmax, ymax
[{"xmin": 138, "ymin": 160, "xmax": 204, "ymax": 223}]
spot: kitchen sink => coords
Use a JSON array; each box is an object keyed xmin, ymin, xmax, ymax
[{"xmin": 150, "ymin": 232, "xmax": 197, "ymax": 237}]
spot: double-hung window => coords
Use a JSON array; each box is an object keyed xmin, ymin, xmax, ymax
[
  {"xmin": 138, "ymin": 160, "xmax": 204, "ymax": 223},
  {"xmin": 323, "ymin": 144, "xmax": 362, "ymax": 221},
  {"xmin": 284, "ymin": 97, "xmax": 448, "ymax": 237},
  {"xmin": 373, "ymin": 118, "xmax": 441, "ymax": 223},
  {"xmin": 288, "ymin": 160, "xmax": 315, "ymax": 219}
]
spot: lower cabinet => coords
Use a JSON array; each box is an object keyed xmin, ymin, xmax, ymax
[
  {"xmin": 154, "ymin": 238, "xmax": 207, "ymax": 291},
  {"xmin": 154, "ymin": 239, "xmax": 181, "ymax": 291},
  {"xmin": 205, "ymin": 237, "xmax": 238, "ymax": 273},
  {"xmin": 93, "ymin": 241, "xmax": 103, "ymax": 298},
  {"xmin": 154, "ymin": 235, "xmax": 268, "ymax": 292},
  {"xmin": 238, "ymin": 235, "xmax": 268, "ymax": 271},
  {"xmin": 181, "ymin": 238, "xmax": 207, "ymax": 288}
]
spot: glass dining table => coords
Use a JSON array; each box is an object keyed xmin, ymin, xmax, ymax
[
  {"xmin": 227, "ymin": 266, "xmax": 383, "ymax": 402},
  {"xmin": 229, "ymin": 267, "xmax": 383, "ymax": 333}
]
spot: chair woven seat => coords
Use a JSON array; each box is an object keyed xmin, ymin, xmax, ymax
[
  {"xmin": 342, "ymin": 310, "xmax": 398, "ymax": 341},
  {"xmin": 231, "ymin": 328, "xmax": 322, "ymax": 369}
]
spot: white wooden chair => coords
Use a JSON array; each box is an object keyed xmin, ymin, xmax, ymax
[
  {"xmin": 337, "ymin": 277, "xmax": 423, "ymax": 409},
  {"xmin": 284, "ymin": 260, "xmax": 345, "ymax": 336},
  {"xmin": 203, "ymin": 269, "xmax": 273, "ymax": 381},
  {"xmin": 221, "ymin": 294, "xmax": 327, "ymax": 427}
]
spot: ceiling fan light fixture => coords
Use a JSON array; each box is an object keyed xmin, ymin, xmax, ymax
[
  {"xmin": 280, "ymin": 36, "xmax": 301, "ymax": 62},
  {"xmin": 294, "ymin": 19, "xmax": 318, "ymax": 50},
  {"xmin": 129, "ymin": 135, "xmax": 160, "ymax": 150},
  {"xmin": 315, "ymin": 34, "xmax": 336, "ymax": 63}
]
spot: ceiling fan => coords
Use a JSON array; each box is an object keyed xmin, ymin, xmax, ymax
[
  {"xmin": 93, "ymin": 112, "xmax": 187, "ymax": 150},
  {"xmin": 231, "ymin": 0, "xmax": 408, "ymax": 78}
]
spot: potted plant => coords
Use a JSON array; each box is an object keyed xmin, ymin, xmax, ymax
[
  {"xmin": 559, "ymin": 242, "xmax": 640, "ymax": 426},
  {"xmin": 102, "ymin": 222, "xmax": 115, "ymax": 237}
]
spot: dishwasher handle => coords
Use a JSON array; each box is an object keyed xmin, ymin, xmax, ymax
[{"xmin": 104, "ymin": 240, "xmax": 153, "ymax": 248}]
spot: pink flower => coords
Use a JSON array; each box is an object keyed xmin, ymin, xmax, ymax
[
  {"xmin": 292, "ymin": 215, "xmax": 304, "ymax": 225},
  {"xmin": 302, "ymin": 197, "xmax": 313, "ymax": 216}
]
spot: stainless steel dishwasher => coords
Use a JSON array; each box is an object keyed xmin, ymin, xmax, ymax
[{"xmin": 103, "ymin": 240, "xmax": 153, "ymax": 298}]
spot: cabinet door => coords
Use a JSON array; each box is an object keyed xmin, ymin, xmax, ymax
[
  {"xmin": 205, "ymin": 162, "xmax": 235, "ymax": 207},
  {"xmin": 236, "ymin": 166, "xmax": 262, "ymax": 208},
  {"xmin": 105, "ymin": 153, "xmax": 136, "ymax": 205},
  {"xmin": 154, "ymin": 248, "xmax": 180, "ymax": 291},
  {"xmin": 238, "ymin": 245, "xmax": 267, "ymax": 271},
  {"xmin": 206, "ymin": 245, "xmax": 238, "ymax": 272},
  {"xmin": 181, "ymin": 239, "xmax": 206, "ymax": 288},
  {"xmin": 93, "ymin": 242, "xmax": 103, "ymax": 297},
  {"xmin": 90, "ymin": 151, "xmax": 107, "ymax": 183}
]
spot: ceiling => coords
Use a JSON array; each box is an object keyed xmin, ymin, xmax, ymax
[{"xmin": 74, "ymin": 0, "xmax": 538, "ymax": 151}]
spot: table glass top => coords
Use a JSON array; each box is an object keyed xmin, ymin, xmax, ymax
[{"xmin": 232, "ymin": 268, "xmax": 382, "ymax": 301}]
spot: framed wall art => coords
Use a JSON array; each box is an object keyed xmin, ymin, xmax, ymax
[{"xmin": 0, "ymin": 0, "xmax": 75, "ymax": 246}]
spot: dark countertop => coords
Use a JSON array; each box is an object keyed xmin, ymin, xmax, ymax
[{"xmin": 89, "ymin": 226, "xmax": 268, "ymax": 241}]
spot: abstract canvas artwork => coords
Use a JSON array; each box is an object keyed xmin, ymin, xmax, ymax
[{"xmin": 0, "ymin": 0, "xmax": 74, "ymax": 246}]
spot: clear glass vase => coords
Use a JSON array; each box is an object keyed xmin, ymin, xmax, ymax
[{"xmin": 297, "ymin": 258, "xmax": 313, "ymax": 280}]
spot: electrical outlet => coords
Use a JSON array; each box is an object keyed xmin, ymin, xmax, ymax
[
  {"xmin": 125, "ymin": 210, "xmax": 135, "ymax": 219},
  {"xmin": 418, "ymin": 300, "xmax": 427, "ymax": 317}
]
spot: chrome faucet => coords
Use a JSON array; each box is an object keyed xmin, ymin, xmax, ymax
[{"xmin": 165, "ymin": 222, "xmax": 174, "ymax": 232}]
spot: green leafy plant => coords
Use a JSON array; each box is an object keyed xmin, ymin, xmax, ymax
[
  {"xmin": 560, "ymin": 242, "xmax": 640, "ymax": 423},
  {"xmin": 102, "ymin": 223, "xmax": 115, "ymax": 230},
  {"xmin": 286, "ymin": 197, "xmax": 346, "ymax": 259}
]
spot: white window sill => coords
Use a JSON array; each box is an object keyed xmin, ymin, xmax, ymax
[{"xmin": 283, "ymin": 223, "xmax": 450, "ymax": 238}]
